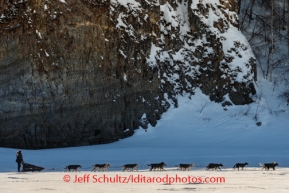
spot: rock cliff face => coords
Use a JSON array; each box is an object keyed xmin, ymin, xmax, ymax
[{"xmin": 0, "ymin": 0, "xmax": 256, "ymax": 149}]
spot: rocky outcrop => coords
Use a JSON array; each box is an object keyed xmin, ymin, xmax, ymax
[{"xmin": 0, "ymin": 0, "xmax": 256, "ymax": 149}]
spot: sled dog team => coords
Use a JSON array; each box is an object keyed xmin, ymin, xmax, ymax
[{"xmin": 64, "ymin": 162, "xmax": 279, "ymax": 172}]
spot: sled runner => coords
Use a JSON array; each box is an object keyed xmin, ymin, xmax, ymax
[{"xmin": 22, "ymin": 162, "xmax": 45, "ymax": 172}]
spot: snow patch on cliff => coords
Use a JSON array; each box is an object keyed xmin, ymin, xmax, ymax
[{"xmin": 101, "ymin": 0, "xmax": 257, "ymax": 105}]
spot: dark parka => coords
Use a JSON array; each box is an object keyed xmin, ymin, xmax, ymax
[{"xmin": 16, "ymin": 151, "xmax": 23, "ymax": 163}]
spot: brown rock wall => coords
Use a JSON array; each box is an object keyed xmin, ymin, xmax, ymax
[{"xmin": 0, "ymin": 0, "xmax": 256, "ymax": 149}]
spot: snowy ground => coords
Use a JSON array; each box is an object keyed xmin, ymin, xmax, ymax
[
  {"xmin": 0, "ymin": 79, "xmax": 289, "ymax": 192},
  {"xmin": 1, "ymin": 169, "xmax": 289, "ymax": 193}
]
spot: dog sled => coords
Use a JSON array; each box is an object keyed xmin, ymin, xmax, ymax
[{"xmin": 22, "ymin": 162, "xmax": 45, "ymax": 172}]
